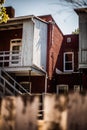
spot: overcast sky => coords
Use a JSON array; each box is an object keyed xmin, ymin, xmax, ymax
[{"xmin": 4, "ymin": 0, "xmax": 79, "ymax": 34}]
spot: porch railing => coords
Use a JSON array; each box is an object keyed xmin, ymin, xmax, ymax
[
  {"xmin": 81, "ymin": 49, "xmax": 87, "ymax": 63},
  {"xmin": 0, "ymin": 50, "xmax": 22, "ymax": 67}
]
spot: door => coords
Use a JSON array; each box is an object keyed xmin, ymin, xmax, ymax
[{"xmin": 10, "ymin": 39, "xmax": 22, "ymax": 66}]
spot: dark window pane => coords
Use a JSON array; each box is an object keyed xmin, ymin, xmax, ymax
[
  {"xmin": 12, "ymin": 46, "xmax": 20, "ymax": 51},
  {"xmin": 65, "ymin": 54, "xmax": 72, "ymax": 61},
  {"xmin": 65, "ymin": 63, "xmax": 72, "ymax": 70},
  {"xmin": 11, "ymin": 45, "xmax": 20, "ymax": 64},
  {"xmin": 20, "ymin": 82, "xmax": 31, "ymax": 92}
]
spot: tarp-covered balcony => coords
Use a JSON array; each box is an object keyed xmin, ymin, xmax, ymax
[{"xmin": 0, "ymin": 50, "xmax": 46, "ymax": 76}]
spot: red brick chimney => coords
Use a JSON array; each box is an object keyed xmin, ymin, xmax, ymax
[{"xmin": 6, "ymin": 6, "xmax": 15, "ymax": 18}]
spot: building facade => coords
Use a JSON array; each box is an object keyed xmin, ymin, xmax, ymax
[
  {"xmin": 50, "ymin": 8, "xmax": 87, "ymax": 93},
  {"xmin": 53, "ymin": 34, "xmax": 81, "ymax": 93},
  {"xmin": 0, "ymin": 7, "xmax": 63, "ymax": 95},
  {"xmin": 75, "ymin": 8, "xmax": 87, "ymax": 91},
  {"xmin": 0, "ymin": 6, "xmax": 87, "ymax": 96}
]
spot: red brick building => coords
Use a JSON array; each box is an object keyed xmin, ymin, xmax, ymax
[
  {"xmin": 53, "ymin": 34, "xmax": 81, "ymax": 93},
  {"xmin": 39, "ymin": 15, "xmax": 63, "ymax": 92},
  {"xmin": 0, "ymin": 7, "xmax": 86, "ymax": 96},
  {"xmin": 0, "ymin": 7, "xmax": 63, "ymax": 95}
]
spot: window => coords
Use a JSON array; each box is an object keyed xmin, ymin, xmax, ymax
[
  {"xmin": 20, "ymin": 82, "xmax": 32, "ymax": 93},
  {"xmin": 10, "ymin": 39, "xmax": 22, "ymax": 66},
  {"xmin": 56, "ymin": 84, "xmax": 68, "ymax": 94},
  {"xmin": 64, "ymin": 52, "xmax": 74, "ymax": 72},
  {"xmin": 67, "ymin": 37, "xmax": 71, "ymax": 43},
  {"xmin": 11, "ymin": 46, "xmax": 20, "ymax": 64},
  {"xmin": 74, "ymin": 85, "xmax": 80, "ymax": 92}
]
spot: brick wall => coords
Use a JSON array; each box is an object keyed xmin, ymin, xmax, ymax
[
  {"xmin": 48, "ymin": 23, "xmax": 63, "ymax": 79},
  {"xmin": 56, "ymin": 34, "xmax": 79, "ymax": 72},
  {"xmin": 39, "ymin": 15, "xmax": 63, "ymax": 79}
]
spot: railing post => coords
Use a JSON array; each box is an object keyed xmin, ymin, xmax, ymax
[
  {"xmin": 56, "ymin": 85, "xmax": 59, "ymax": 95},
  {"xmin": 0, "ymin": 68, "xmax": 5, "ymax": 96},
  {"xmin": 45, "ymin": 73, "xmax": 48, "ymax": 93},
  {"xmin": 14, "ymin": 82, "xmax": 16, "ymax": 95},
  {"xmin": 0, "ymin": 68, "xmax": 1, "ymax": 86},
  {"xmin": 3, "ymin": 51, "xmax": 5, "ymax": 67},
  {"xmin": 3, "ymin": 80, "xmax": 5, "ymax": 96}
]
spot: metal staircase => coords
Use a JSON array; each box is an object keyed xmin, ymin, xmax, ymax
[{"xmin": 0, "ymin": 67, "xmax": 30, "ymax": 97}]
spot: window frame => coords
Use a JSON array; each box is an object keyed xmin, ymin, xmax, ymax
[
  {"xmin": 56, "ymin": 84, "xmax": 68, "ymax": 94},
  {"xmin": 67, "ymin": 37, "xmax": 71, "ymax": 43},
  {"xmin": 64, "ymin": 52, "xmax": 74, "ymax": 72},
  {"xmin": 74, "ymin": 85, "xmax": 80, "ymax": 92},
  {"xmin": 10, "ymin": 39, "xmax": 22, "ymax": 66},
  {"xmin": 20, "ymin": 81, "xmax": 32, "ymax": 93}
]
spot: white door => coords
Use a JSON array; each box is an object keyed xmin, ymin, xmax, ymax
[{"xmin": 10, "ymin": 39, "xmax": 22, "ymax": 66}]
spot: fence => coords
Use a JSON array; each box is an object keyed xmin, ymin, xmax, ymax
[{"xmin": 0, "ymin": 93, "xmax": 87, "ymax": 130}]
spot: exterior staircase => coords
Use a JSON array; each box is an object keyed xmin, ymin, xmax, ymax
[{"xmin": 0, "ymin": 67, "xmax": 30, "ymax": 97}]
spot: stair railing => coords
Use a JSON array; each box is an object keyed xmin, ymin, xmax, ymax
[{"xmin": 0, "ymin": 67, "xmax": 30, "ymax": 96}]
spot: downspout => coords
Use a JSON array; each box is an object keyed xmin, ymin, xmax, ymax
[
  {"xmin": 31, "ymin": 17, "xmax": 35, "ymax": 24},
  {"xmin": 31, "ymin": 17, "xmax": 35, "ymax": 66},
  {"xmin": 45, "ymin": 73, "xmax": 48, "ymax": 93},
  {"xmin": 28, "ymin": 70, "xmax": 32, "ymax": 93}
]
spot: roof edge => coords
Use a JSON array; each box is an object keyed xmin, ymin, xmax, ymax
[{"xmin": 74, "ymin": 8, "xmax": 87, "ymax": 15}]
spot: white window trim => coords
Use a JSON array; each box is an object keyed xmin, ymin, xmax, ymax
[
  {"xmin": 10, "ymin": 39, "xmax": 22, "ymax": 51},
  {"xmin": 56, "ymin": 84, "xmax": 68, "ymax": 94},
  {"xmin": 64, "ymin": 52, "xmax": 74, "ymax": 72},
  {"xmin": 67, "ymin": 37, "xmax": 71, "ymax": 43},
  {"xmin": 74, "ymin": 85, "xmax": 80, "ymax": 92}
]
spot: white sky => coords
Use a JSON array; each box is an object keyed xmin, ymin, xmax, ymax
[{"xmin": 4, "ymin": 0, "xmax": 79, "ymax": 34}]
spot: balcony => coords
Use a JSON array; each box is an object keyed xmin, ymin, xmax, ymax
[
  {"xmin": 0, "ymin": 50, "xmax": 46, "ymax": 76},
  {"xmin": 79, "ymin": 49, "xmax": 87, "ymax": 68},
  {"xmin": 0, "ymin": 50, "xmax": 21, "ymax": 67}
]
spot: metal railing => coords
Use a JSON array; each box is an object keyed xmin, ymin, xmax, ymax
[
  {"xmin": 81, "ymin": 49, "xmax": 87, "ymax": 63},
  {"xmin": 0, "ymin": 50, "xmax": 22, "ymax": 67},
  {"xmin": 0, "ymin": 67, "xmax": 30, "ymax": 96}
]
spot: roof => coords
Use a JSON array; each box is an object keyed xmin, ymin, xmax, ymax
[
  {"xmin": 0, "ymin": 14, "xmax": 63, "ymax": 35},
  {"xmin": 8, "ymin": 15, "xmax": 48, "ymax": 23},
  {"xmin": 0, "ymin": 15, "xmax": 48, "ymax": 29},
  {"xmin": 39, "ymin": 14, "xmax": 63, "ymax": 35},
  {"xmin": 0, "ymin": 15, "xmax": 48, "ymax": 31},
  {"xmin": 74, "ymin": 8, "xmax": 87, "ymax": 15}
]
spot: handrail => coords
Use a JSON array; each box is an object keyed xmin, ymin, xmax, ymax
[
  {"xmin": 0, "ymin": 50, "xmax": 21, "ymax": 53},
  {"xmin": 0, "ymin": 75, "xmax": 22, "ymax": 95},
  {"xmin": 1, "ymin": 68, "xmax": 30, "ymax": 94},
  {"xmin": 0, "ymin": 82, "xmax": 14, "ymax": 96},
  {"xmin": 0, "ymin": 67, "xmax": 30, "ymax": 95}
]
